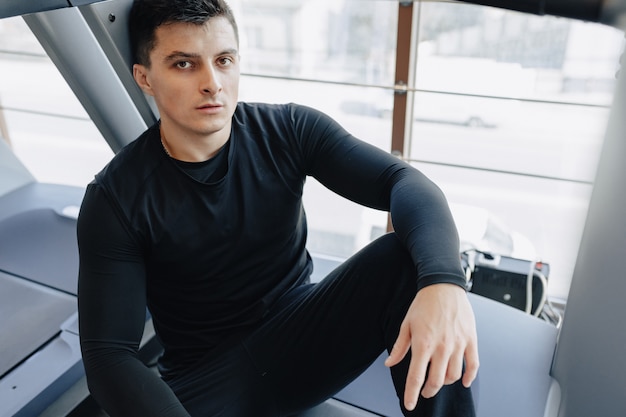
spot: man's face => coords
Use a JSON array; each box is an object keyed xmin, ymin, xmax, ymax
[{"xmin": 133, "ymin": 17, "xmax": 240, "ymax": 145}]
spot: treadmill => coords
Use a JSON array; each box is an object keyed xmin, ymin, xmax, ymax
[
  {"xmin": 1, "ymin": 1, "xmax": 625, "ymax": 416},
  {"xmin": 0, "ymin": 136, "xmax": 84, "ymax": 417}
]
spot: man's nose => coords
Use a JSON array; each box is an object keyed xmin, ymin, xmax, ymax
[{"xmin": 201, "ymin": 64, "xmax": 222, "ymax": 95}]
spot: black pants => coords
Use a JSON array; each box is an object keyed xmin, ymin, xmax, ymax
[{"xmin": 167, "ymin": 233, "xmax": 475, "ymax": 416}]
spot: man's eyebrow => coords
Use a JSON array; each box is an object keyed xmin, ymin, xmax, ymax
[
  {"xmin": 163, "ymin": 51, "xmax": 200, "ymax": 62},
  {"xmin": 219, "ymin": 48, "xmax": 239, "ymax": 56},
  {"xmin": 163, "ymin": 49, "xmax": 239, "ymax": 62}
]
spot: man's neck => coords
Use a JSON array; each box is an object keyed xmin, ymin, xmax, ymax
[{"xmin": 159, "ymin": 122, "xmax": 231, "ymax": 162}]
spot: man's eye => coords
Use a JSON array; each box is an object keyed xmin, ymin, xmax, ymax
[
  {"xmin": 176, "ymin": 61, "xmax": 192, "ymax": 69},
  {"xmin": 218, "ymin": 57, "xmax": 234, "ymax": 66}
]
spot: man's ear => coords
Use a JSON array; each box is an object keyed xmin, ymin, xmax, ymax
[{"xmin": 133, "ymin": 64, "xmax": 154, "ymax": 96}]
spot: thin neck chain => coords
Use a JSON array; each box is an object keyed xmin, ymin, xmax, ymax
[
  {"xmin": 159, "ymin": 124, "xmax": 173, "ymax": 158},
  {"xmin": 161, "ymin": 136, "xmax": 173, "ymax": 157}
]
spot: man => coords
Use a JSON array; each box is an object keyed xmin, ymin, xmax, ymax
[{"xmin": 77, "ymin": 0, "xmax": 479, "ymax": 416}]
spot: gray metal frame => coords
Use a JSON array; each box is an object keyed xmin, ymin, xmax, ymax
[
  {"xmin": 550, "ymin": 27, "xmax": 626, "ymax": 417},
  {"xmin": 0, "ymin": 0, "xmax": 107, "ymax": 20},
  {"xmin": 23, "ymin": 4, "xmax": 151, "ymax": 153}
]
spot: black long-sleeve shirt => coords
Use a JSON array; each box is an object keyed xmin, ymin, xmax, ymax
[{"xmin": 77, "ymin": 102, "xmax": 465, "ymax": 416}]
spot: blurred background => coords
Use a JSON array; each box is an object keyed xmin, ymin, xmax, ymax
[{"xmin": 1, "ymin": 0, "xmax": 623, "ymax": 302}]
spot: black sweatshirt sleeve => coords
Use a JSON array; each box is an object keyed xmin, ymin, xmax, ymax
[
  {"xmin": 77, "ymin": 184, "xmax": 191, "ymax": 417},
  {"xmin": 291, "ymin": 104, "xmax": 466, "ymax": 290}
]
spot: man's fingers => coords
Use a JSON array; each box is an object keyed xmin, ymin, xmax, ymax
[
  {"xmin": 384, "ymin": 323, "xmax": 411, "ymax": 368},
  {"xmin": 403, "ymin": 349, "xmax": 428, "ymax": 411},
  {"xmin": 462, "ymin": 341, "xmax": 480, "ymax": 388},
  {"xmin": 443, "ymin": 349, "xmax": 464, "ymax": 386},
  {"xmin": 419, "ymin": 350, "xmax": 447, "ymax": 399},
  {"xmin": 388, "ymin": 284, "xmax": 480, "ymax": 410}
]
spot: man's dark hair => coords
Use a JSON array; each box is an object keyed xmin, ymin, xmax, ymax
[{"xmin": 129, "ymin": 0, "xmax": 239, "ymax": 67}]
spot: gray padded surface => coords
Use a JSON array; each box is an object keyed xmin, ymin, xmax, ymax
[
  {"xmin": 0, "ymin": 208, "xmax": 79, "ymax": 295},
  {"xmin": 0, "ymin": 271, "xmax": 75, "ymax": 377}
]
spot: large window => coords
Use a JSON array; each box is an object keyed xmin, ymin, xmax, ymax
[
  {"xmin": 407, "ymin": 2, "xmax": 621, "ymax": 299},
  {"xmin": 0, "ymin": 1, "xmax": 622, "ymax": 301}
]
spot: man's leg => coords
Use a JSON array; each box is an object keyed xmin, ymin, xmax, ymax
[{"xmin": 243, "ymin": 233, "xmax": 475, "ymax": 417}]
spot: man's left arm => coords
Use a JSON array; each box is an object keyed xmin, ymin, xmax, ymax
[{"xmin": 293, "ymin": 104, "xmax": 479, "ymax": 410}]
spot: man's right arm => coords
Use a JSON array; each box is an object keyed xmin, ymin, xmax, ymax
[{"xmin": 77, "ymin": 184, "xmax": 190, "ymax": 417}]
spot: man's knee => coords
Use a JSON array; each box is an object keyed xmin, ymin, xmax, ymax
[{"xmin": 366, "ymin": 233, "xmax": 414, "ymax": 277}]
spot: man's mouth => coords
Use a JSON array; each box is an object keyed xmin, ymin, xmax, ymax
[{"xmin": 197, "ymin": 103, "xmax": 222, "ymax": 109}]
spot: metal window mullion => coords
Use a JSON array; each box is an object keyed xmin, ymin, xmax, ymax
[
  {"xmin": 388, "ymin": 1, "xmax": 417, "ymax": 233},
  {"xmin": 390, "ymin": 1, "xmax": 414, "ymax": 159}
]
